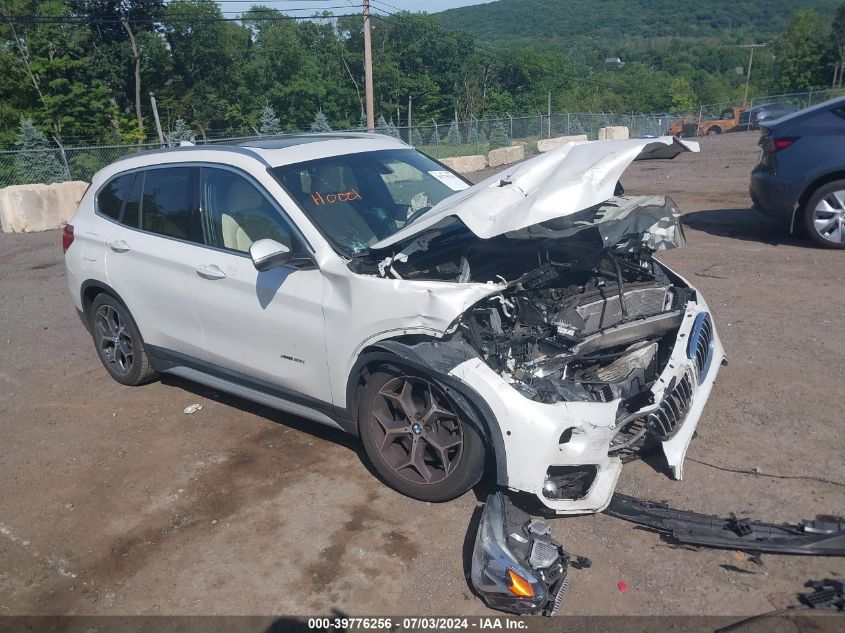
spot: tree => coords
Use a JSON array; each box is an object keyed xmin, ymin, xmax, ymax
[
  {"xmin": 834, "ymin": 3, "xmax": 845, "ymax": 78},
  {"xmin": 66, "ymin": 1, "xmax": 165, "ymax": 139},
  {"xmin": 311, "ymin": 110, "xmax": 332, "ymax": 133},
  {"xmin": 14, "ymin": 119, "xmax": 67, "ymax": 184},
  {"xmin": 773, "ymin": 10, "xmax": 833, "ymax": 92},
  {"xmin": 446, "ymin": 120, "xmax": 462, "ymax": 146},
  {"xmin": 426, "ymin": 124, "xmax": 441, "ymax": 146},
  {"xmin": 412, "ymin": 127, "xmax": 424, "ymax": 146},
  {"xmin": 669, "ymin": 77, "xmax": 696, "ymax": 113},
  {"xmin": 488, "ymin": 118, "xmax": 510, "ymax": 150},
  {"xmin": 259, "ymin": 105, "xmax": 281, "ymax": 136},
  {"xmin": 376, "ymin": 114, "xmax": 390, "ymax": 136},
  {"xmin": 166, "ymin": 118, "xmax": 195, "ymax": 146}
]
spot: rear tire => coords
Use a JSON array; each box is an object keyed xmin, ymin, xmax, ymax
[
  {"xmin": 803, "ymin": 180, "xmax": 845, "ymax": 249},
  {"xmin": 89, "ymin": 294, "xmax": 159, "ymax": 386},
  {"xmin": 358, "ymin": 366, "xmax": 485, "ymax": 502},
  {"xmin": 707, "ymin": 126, "xmax": 722, "ymax": 136}
]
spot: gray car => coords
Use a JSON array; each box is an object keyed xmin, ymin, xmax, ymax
[{"xmin": 749, "ymin": 96, "xmax": 845, "ymax": 248}]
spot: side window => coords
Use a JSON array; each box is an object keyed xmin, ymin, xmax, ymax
[
  {"xmin": 141, "ymin": 167, "xmax": 202, "ymax": 242},
  {"xmin": 201, "ymin": 167, "xmax": 295, "ymax": 254},
  {"xmin": 97, "ymin": 173, "xmax": 133, "ymax": 221}
]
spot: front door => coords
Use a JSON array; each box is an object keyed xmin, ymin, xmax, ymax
[{"xmin": 190, "ymin": 166, "xmax": 331, "ymax": 404}]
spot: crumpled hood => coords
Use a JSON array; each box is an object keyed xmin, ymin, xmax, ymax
[{"xmin": 371, "ymin": 136, "xmax": 698, "ymax": 250}]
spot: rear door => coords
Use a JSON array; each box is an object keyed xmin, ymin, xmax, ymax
[
  {"xmin": 104, "ymin": 166, "xmax": 208, "ymax": 359},
  {"xmin": 190, "ymin": 166, "xmax": 331, "ymax": 403}
]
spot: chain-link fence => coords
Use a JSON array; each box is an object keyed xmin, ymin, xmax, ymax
[
  {"xmin": 0, "ymin": 112, "xmax": 673, "ymax": 188},
  {"xmin": 3, "ymin": 88, "xmax": 843, "ymax": 188}
]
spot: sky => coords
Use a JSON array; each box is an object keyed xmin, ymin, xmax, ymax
[{"xmin": 217, "ymin": 1, "xmax": 495, "ymax": 18}]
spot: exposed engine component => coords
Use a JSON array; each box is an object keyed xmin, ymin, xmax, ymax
[{"xmin": 454, "ymin": 249, "xmax": 690, "ymax": 412}]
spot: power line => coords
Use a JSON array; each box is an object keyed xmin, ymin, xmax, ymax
[{"xmin": 0, "ymin": 12, "xmax": 353, "ymax": 24}]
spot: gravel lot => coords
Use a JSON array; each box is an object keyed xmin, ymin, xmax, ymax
[{"xmin": 0, "ymin": 132, "xmax": 842, "ymax": 617}]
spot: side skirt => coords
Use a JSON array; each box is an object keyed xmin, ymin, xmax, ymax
[{"xmin": 147, "ymin": 346, "xmax": 355, "ymax": 434}]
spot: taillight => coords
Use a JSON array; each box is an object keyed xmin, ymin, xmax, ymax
[
  {"xmin": 62, "ymin": 224, "xmax": 74, "ymax": 253},
  {"xmin": 762, "ymin": 136, "xmax": 799, "ymax": 153}
]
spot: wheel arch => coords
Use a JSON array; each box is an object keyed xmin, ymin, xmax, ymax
[
  {"xmin": 797, "ymin": 170, "xmax": 845, "ymax": 213},
  {"xmin": 80, "ymin": 279, "xmax": 131, "ymax": 316},
  {"xmin": 346, "ymin": 338, "xmax": 509, "ymax": 487}
]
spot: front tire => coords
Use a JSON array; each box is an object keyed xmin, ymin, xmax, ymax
[
  {"xmin": 803, "ymin": 180, "xmax": 845, "ymax": 249},
  {"xmin": 89, "ymin": 294, "xmax": 159, "ymax": 386},
  {"xmin": 358, "ymin": 366, "xmax": 485, "ymax": 502}
]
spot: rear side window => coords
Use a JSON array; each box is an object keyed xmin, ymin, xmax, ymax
[
  {"xmin": 140, "ymin": 167, "xmax": 202, "ymax": 242},
  {"xmin": 97, "ymin": 174, "xmax": 133, "ymax": 221}
]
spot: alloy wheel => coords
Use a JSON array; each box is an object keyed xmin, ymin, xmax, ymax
[
  {"xmin": 94, "ymin": 304, "xmax": 134, "ymax": 375},
  {"xmin": 369, "ymin": 376, "xmax": 464, "ymax": 485},
  {"xmin": 812, "ymin": 189, "xmax": 845, "ymax": 244}
]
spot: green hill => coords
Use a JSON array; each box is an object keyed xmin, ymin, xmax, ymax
[{"xmin": 437, "ymin": 0, "xmax": 841, "ymax": 60}]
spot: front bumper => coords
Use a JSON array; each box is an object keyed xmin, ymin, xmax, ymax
[{"xmin": 449, "ymin": 298, "xmax": 724, "ymax": 515}]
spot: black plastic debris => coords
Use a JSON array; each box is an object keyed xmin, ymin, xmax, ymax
[
  {"xmin": 798, "ymin": 579, "xmax": 844, "ymax": 611},
  {"xmin": 715, "ymin": 579, "xmax": 844, "ymax": 633},
  {"xmin": 604, "ymin": 493, "xmax": 845, "ymax": 556},
  {"xmin": 470, "ymin": 492, "xmax": 574, "ymax": 615}
]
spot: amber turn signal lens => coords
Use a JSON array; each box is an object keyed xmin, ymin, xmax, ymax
[{"xmin": 506, "ymin": 569, "xmax": 535, "ymax": 597}]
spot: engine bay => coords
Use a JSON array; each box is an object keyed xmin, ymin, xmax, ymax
[{"xmin": 453, "ymin": 250, "xmax": 692, "ymax": 407}]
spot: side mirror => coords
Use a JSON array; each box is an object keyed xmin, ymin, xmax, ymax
[{"xmin": 249, "ymin": 239, "xmax": 291, "ymax": 271}]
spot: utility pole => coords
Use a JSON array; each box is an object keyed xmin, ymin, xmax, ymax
[
  {"xmin": 739, "ymin": 43, "xmax": 765, "ymax": 106},
  {"xmin": 547, "ymin": 91, "xmax": 552, "ymax": 139},
  {"xmin": 363, "ymin": 0, "xmax": 375, "ymax": 133},
  {"xmin": 407, "ymin": 94, "xmax": 412, "ymax": 144},
  {"xmin": 149, "ymin": 93, "xmax": 165, "ymax": 146}
]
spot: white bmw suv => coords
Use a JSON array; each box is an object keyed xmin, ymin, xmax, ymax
[{"xmin": 64, "ymin": 133, "xmax": 724, "ymax": 513}]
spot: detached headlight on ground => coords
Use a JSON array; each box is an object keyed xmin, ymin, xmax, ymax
[{"xmin": 471, "ymin": 492, "xmax": 572, "ymax": 615}]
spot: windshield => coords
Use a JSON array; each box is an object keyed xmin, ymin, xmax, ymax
[{"xmin": 271, "ymin": 148, "xmax": 469, "ymax": 256}]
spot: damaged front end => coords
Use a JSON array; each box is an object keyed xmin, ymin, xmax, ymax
[
  {"xmin": 351, "ymin": 137, "xmax": 722, "ymax": 513},
  {"xmin": 471, "ymin": 492, "xmax": 573, "ymax": 615}
]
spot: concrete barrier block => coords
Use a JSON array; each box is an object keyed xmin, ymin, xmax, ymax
[
  {"xmin": 487, "ymin": 143, "xmax": 525, "ymax": 168},
  {"xmin": 598, "ymin": 126, "xmax": 630, "ymax": 140},
  {"xmin": 537, "ymin": 135, "xmax": 588, "ymax": 152},
  {"xmin": 440, "ymin": 155, "xmax": 487, "ymax": 174},
  {"xmin": 0, "ymin": 181, "xmax": 88, "ymax": 233}
]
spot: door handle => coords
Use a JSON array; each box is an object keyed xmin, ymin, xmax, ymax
[
  {"xmin": 108, "ymin": 239, "xmax": 131, "ymax": 253},
  {"xmin": 196, "ymin": 264, "xmax": 227, "ymax": 280}
]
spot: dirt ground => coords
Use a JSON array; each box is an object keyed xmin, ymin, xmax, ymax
[{"xmin": 0, "ymin": 132, "xmax": 842, "ymax": 618}]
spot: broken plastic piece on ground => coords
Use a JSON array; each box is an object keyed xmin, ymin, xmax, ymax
[
  {"xmin": 617, "ymin": 580, "xmax": 628, "ymax": 592},
  {"xmin": 470, "ymin": 492, "xmax": 573, "ymax": 616},
  {"xmin": 183, "ymin": 403, "xmax": 203, "ymax": 414},
  {"xmin": 604, "ymin": 493, "xmax": 845, "ymax": 556},
  {"xmin": 798, "ymin": 579, "xmax": 844, "ymax": 610},
  {"xmin": 715, "ymin": 579, "xmax": 844, "ymax": 633}
]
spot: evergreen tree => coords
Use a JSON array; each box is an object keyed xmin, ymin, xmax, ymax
[
  {"xmin": 259, "ymin": 105, "xmax": 281, "ymax": 136},
  {"xmin": 426, "ymin": 125, "xmax": 441, "ymax": 146},
  {"xmin": 310, "ymin": 110, "xmax": 332, "ymax": 133},
  {"xmin": 385, "ymin": 118, "xmax": 400, "ymax": 140},
  {"xmin": 566, "ymin": 118, "xmax": 585, "ymax": 136},
  {"xmin": 14, "ymin": 119, "xmax": 67, "ymax": 184},
  {"xmin": 467, "ymin": 124, "xmax": 488, "ymax": 146},
  {"xmin": 412, "ymin": 127, "xmax": 424, "ymax": 146},
  {"xmin": 446, "ymin": 120, "xmax": 462, "ymax": 146},
  {"xmin": 358, "ymin": 113, "xmax": 368, "ymax": 130},
  {"xmin": 375, "ymin": 114, "xmax": 390, "ymax": 135},
  {"xmin": 166, "ymin": 118, "xmax": 196, "ymax": 146},
  {"xmin": 488, "ymin": 118, "xmax": 511, "ymax": 150}
]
